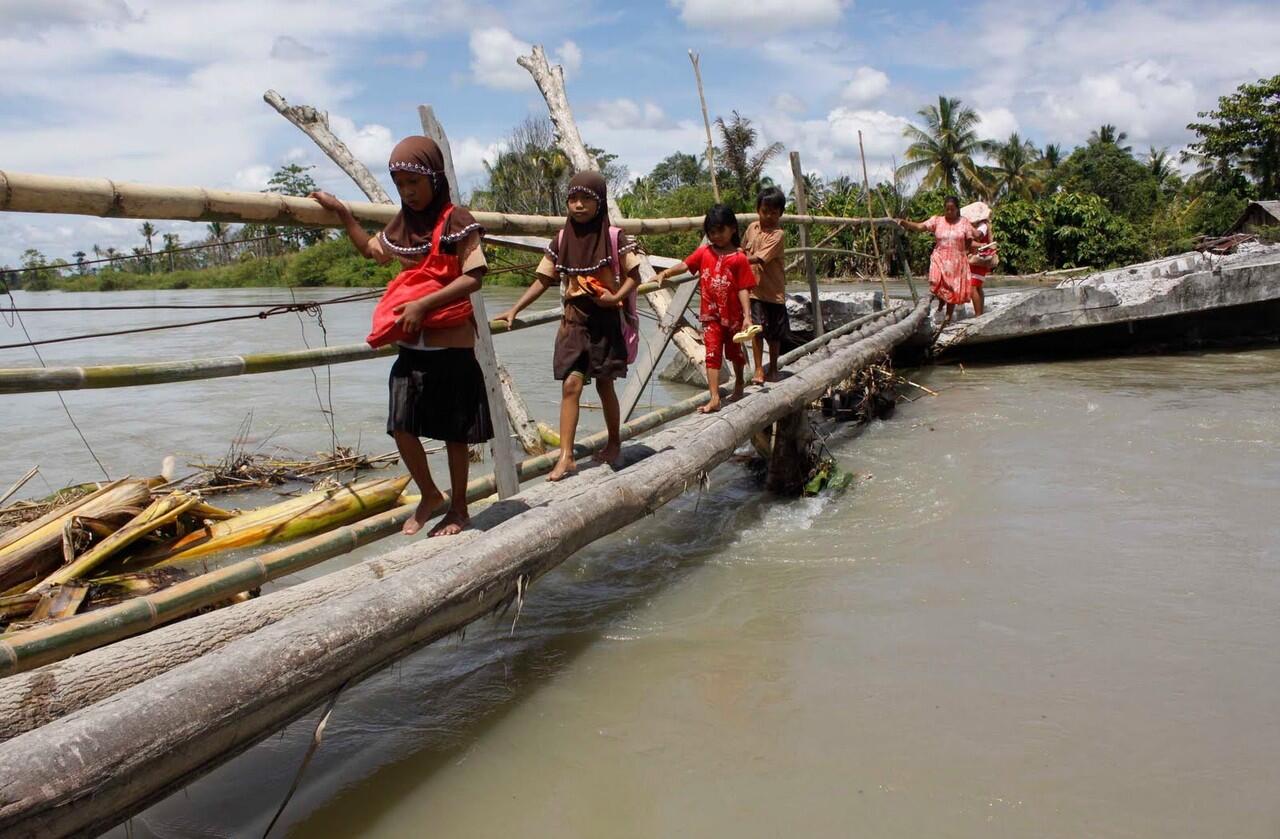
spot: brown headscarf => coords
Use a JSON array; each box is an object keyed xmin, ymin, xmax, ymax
[
  {"xmin": 546, "ymin": 171, "xmax": 635, "ymax": 275},
  {"xmin": 379, "ymin": 136, "xmax": 482, "ymax": 257}
]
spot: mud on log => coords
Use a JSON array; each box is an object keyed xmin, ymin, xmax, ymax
[{"xmin": 0, "ymin": 300, "xmax": 928, "ymax": 837}]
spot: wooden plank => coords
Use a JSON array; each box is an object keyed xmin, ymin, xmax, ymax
[
  {"xmin": 417, "ymin": 104, "xmax": 518, "ymax": 498},
  {"xmin": 618, "ymin": 274, "xmax": 699, "ymax": 420},
  {"xmin": 790, "ymin": 151, "xmax": 823, "ymax": 336}
]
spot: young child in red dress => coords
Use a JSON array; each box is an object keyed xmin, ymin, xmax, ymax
[{"xmin": 655, "ymin": 205, "xmax": 755, "ymax": 413}]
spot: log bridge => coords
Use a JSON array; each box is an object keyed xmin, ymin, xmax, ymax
[{"xmin": 0, "ymin": 43, "xmax": 928, "ymax": 836}]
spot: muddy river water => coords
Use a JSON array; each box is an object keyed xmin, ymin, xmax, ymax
[{"xmin": 3, "ymin": 286, "xmax": 1278, "ymax": 838}]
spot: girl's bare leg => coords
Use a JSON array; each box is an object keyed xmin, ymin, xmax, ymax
[
  {"xmin": 429, "ymin": 441, "xmax": 472, "ymax": 537},
  {"xmin": 973, "ymin": 285, "xmax": 985, "ymax": 316},
  {"xmin": 730, "ymin": 362, "xmax": 745, "ymax": 401},
  {"xmin": 550, "ymin": 374, "xmax": 584, "ymax": 481},
  {"xmin": 699, "ymin": 365, "xmax": 723, "ymax": 413},
  {"xmin": 767, "ymin": 339, "xmax": 782, "ymax": 381},
  {"xmin": 394, "ymin": 431, "xmax": 444, "ymax": 536},
  {"xmin": 595, "ymin": 377, "xmax": 623, "ymax": 466},
  {"xmin": 751, "ymin": 335, "xmax": 766, "ymax": 385}
]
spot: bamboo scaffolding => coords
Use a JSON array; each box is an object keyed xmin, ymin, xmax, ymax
[
  {"xmin": 0, "ymin": 299, "xmax": 928, "ymax": 837},
  {"xmin": 0, "ymin": 274, "xmax": 697, "ymax": 395},
  {"xmin": 0, "ymin": 306, "xmax": 906, "ymax": 719}
]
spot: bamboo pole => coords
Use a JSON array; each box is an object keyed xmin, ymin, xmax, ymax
[
  {"xmin": 857, "ymin": 130, "xmax": 892, "ymax": 304},
  {"xmin": 0, "ymin": 275, "xmax": 698, "ymax": 395},
  {"xmin": 688, "ymin": 50, "xmax": 721, "ymax": 203},
  {"xmin": 0, "ymin": 306, "xmax": 906, "ymax": 720},
  {"xmin": 0, "ymin": 300, "xmax": 928, "ymax": 837},
  {"xmin": 790, "ymin": 151, "xmax": 823, "ymax": 336},
  {"xmin": 0, "ymin": 171, "xmax": 887, "ymax": 233}
]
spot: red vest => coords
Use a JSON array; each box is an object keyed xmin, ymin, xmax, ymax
[{"xmin": 366, "ymin": 205, "xmax": 474, "ymax": 348}]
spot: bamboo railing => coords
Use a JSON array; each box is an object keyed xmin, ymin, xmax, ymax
[
  {"xmin": 0, "ymin": 274, "xmax": 697, "ymax": 394},
  {"xmin": 0, "ymin": 170, "xmax": 895, "ymax": 236}
]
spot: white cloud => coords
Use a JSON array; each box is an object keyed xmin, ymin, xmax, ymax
[
  {"xmin": 270, "ymin": 35, "xmax": 326, "ymax": 62},
  {"xmin": 233, "ymin": 164, "xmax": 274, "ymax": 191},
  {"xmin": 975, "ymin": 107, "xmax": 1019, "ymax": 142},
  {"xmin": 326, "ymin": 115, "xmax": 396, "ymax": 171},
  {"xmin": 840, "ymin": 67, "xmax": 889, "ymax": 104},
  {"xmin": 452, "ymin": 137, "xmax": 505, "ymax": 185},
  {"xmin": 586, "ymin": 99, "xmax": 673, "ymax": 131},
  {"xmin": 670, "ymin": 0, "xmax": 847, "ymax": 32},
  {"xmin": 1041, "ymin": 61, "xmax": 1196, "ymax": 146},
  {"xmin": 556, "ymin": 41, "xmax": 582, "ymax": 77},
  {"xmin": 469, "ymin": 28, "xmax": 581, "ymax": 90},
  {"xmin": 772, "ymin": 92, "xmax": 807, "ymax": 114}
]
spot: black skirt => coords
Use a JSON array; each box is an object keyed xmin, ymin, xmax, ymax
[{"xmin": 387, "ymin": 346, "xmax": 494, "ymax": 444}]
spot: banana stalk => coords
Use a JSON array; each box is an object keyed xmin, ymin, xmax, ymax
[
  {"xmin": 37, "ymin": 492, "xmax": 201, "ymax": 589},
  {"xmin": 131, "ymin": 475, "xmax": 412, "ymax": 566},
  {"xmin": 0, "ymin": 480, "xmax": 154, "ymax": 592}
]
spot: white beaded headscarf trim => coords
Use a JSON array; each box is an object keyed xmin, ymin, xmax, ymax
[
  {"xmin": 566, "ymin": 184, "xmax": 603, "ymax": 204},
  {"xmin": 546, "ymin": 237, "xmax": 638, "ymax": 275},
  {"xmin": 379, "ymin": 222, "xmax": 483, "ymax": 256},
  {"xmin": 389, "ymin": 161, "xmax": 438, "ymax": 179}
]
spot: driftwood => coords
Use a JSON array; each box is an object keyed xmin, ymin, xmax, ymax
[
  {"xmin": 516, "ymin": 45, "xmax": 709, "ymax": 382},
  {"xmin": 0, "ymin": 304, "xmax": 905, "ymax": 739},
  {"xmin": 262, "ymin": 90, "xmax": 392, "ymax": 203},
  {"xmin": 0, "ymin": 299, "xmax": 926, "ymax": 837}
]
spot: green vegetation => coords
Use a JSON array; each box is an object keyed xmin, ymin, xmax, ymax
[{"xmin": 4, "ymin": 75, "xmax": 1276, "ymax": 290}]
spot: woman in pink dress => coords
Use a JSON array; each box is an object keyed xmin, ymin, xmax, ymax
[{"xmin": 898, "ymin": 196, "xmax": 977, "ymax": 327}]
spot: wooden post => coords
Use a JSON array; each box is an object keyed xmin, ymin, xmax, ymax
[
  {"xmin": 517, "ymin": 45, "xmax": 710, "ymax": 383},
  {"xmin": 790, "ymin": 151, "xmax": 823, "ymax": 336},
  {"xmin": 417, "ymin": 105, "xmax": 519, "ymax": 498},
  {"xmin": 766, "ymin": 410, "xmax": 815, "ymax": 495},
  {"xmin": 857, "ymin": 130, "xmax": 891, "ymax": 306},
  {"xmin": 688, "ymin": 51, "xmax": 721, "ymax": 203},
  {"xmin": 618, "ymin": 275, "xmax": 699, "ymax": 420},
  {"xmin": 262, "ymin": 90, "xmax": 392, "ymax": 204}
]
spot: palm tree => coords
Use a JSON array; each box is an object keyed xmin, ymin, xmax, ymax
[
  {"xmin": 1145, "ymin": 146, "xmax": 1182, "ymax": 195},
  {"xmin": 896, "ymin": 96, "xmax": 995, "ymax": 197},
  {"xmin": 990, "ymin": 133, "xmax": 1047, "ymax": 201},
  {"xmin": 1043, "ymin": 143, "xmax": 1064, "ymax": 172},
  {"xmin": 138, "ymin": 222, "xmax": 156, "ymax": 253},
  {"xmin": 207, "ymin": 221, "xmax": 229, "ymax": 265},
  {"xmin": 715, "ymin": 111, "xmax": 784, "ymax": 203},
  {"xmin": 72, "ymin": 250, "xmax": 87, "ymax": 275},
  {"xmin": 1089, "ymin": 124, "xmax": 1132, "ymax": 153}
]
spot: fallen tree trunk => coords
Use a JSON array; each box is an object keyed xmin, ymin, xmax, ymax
[
  {"xmin": 0, "ymin": 301, "xmax": 927, "ymax": 836},
  {"xmin": 0, "ymin": 305, "xmax": 904, "ymax": 738}
]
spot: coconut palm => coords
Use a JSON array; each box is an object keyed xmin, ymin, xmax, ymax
[
  {"xmin": 1089, "ymin": 124, "xmax": 1132, "ymax": 153},
  {"xmin": 72, "ymin": 251, "xmax": 87, "ymax": 275},
  {"xmin": 1043, "ymin": 143, "xmax": 1064, "ymax": 172},
  {"xmin": 138, "ymin": 222, "xmax": 156, "ymax": 254},
  {"xmin": 896, "ymin": 96, "xmax": 996, "ymax": 197},
  {"xmin": 715, "ymin": 111, "xmax": 784, "ymax": 203},
  {"xmin": 990, "ymin": 133, "xmax": 1047, "ymax": 201}
]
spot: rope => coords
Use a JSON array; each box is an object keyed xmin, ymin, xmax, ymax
[
  {"xmin": 0, "ymin": 278, "xmax": 111, "ymax": 480},
  {"xmin": 261, "ymin": 683, "xmax": 346, "ymax": 838},
  {"xmin": 1, "ymin": 291, "xmax": 381, "ymax": 313},
  {"xmin": 0, "ymin": 292, "xmax": 380, "ymax": 351}
]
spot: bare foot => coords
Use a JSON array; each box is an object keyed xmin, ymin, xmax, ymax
[
  {"xmin": 548, "ymin": 455, "xmax": 578, "ymax": 481},
  {"xmin": 729, "ymin": 385, "xmax": 744, "ymax": 402},
  {"xmin": 595, "ymin": 440, "xmax": 622, "ymax": 466},
  {"xmin": 428, "ymin": 509, "xmax": 469, "ymax": 537},
  {"xmin": 403, "ymin": 489, "xmax": 445, "ymax": 536},
  {"xmin": 766, "ymin": 370, "xmax": 781, "ymax": 382},
  {"xmin": 698, "ymin": 396, "xmax": 722, "ymax": 414},
  {"xmin": 751, "ymin": 374, "xmax": 766, "ymax": 386}
]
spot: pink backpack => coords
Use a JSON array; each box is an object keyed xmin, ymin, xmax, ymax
[{"xmin": 556, "ymin": 226, "xmax": 639, "ymax": 364}]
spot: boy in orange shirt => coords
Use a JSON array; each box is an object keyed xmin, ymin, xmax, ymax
[{"xmin": 742, "ymin": 187, "xmax": 788, "ymax": 383}]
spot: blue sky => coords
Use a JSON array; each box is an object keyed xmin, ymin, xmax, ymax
[{"xmin": 1, "ymin": 0, "xmax": 1277, "ymax": 265}]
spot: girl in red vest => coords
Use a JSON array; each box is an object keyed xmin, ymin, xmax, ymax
[
  {"xmin": 494, "ymin": 172, "xmax": 643, "ymax": 482},
  {"xmin": 310, "ymin": 136, "xmax": 493, "ymax": 537}
]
